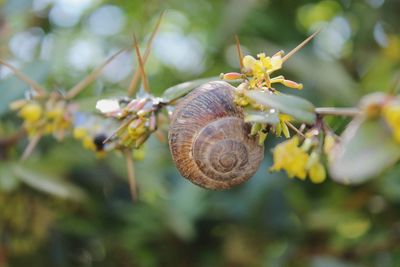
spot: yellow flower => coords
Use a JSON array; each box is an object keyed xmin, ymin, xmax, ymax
[
  {"xmin": 309, "ymin": 162, "xmax": 326, "ymax": 184},
  {"xmin": 46, "ymin": 107, "xmax": 63, "ymax": 119},
  {"xmin": 270, "ymin": 54, "xmax": 283, "ymax": 71},
  {"xmin": 279, "ymin": 114, "xmax": 294, "ymax": 122},
  {"xmin": 242, "ymin": 55, "xmax": 257, "ymax": 70},
  {"xmin": 382, "ymin": 103, "xmax": 400, "ymax": 143},
  {"xmin": 258, "ymin": 53, "xmax": 272, "ymax": 69},
  {"xmin": 257, "ymin": 52, "xmax": 283, "ymax": 71},
  {"xmin": 128, "ymin": 118, "xmax": 147, "ymax": 139},
  {"xmin": 73, "ymin": 127, "xmax": 88, "ymax": 140},
  {"xmin": 83, "ymin": 136, "xmax": 96, "ymax": 151},
  {"xmin": 19, "ymin": 102, "xmax": 42, "ymax": 123},
  {"xmin": 240, "ymin": 51, "xmax": 302, "ymax": 92},
  {"xmin": 323, "ymin": 134, "xmax": 336, "ymax": 154},
  {"xmin": 271, "ymin": 136, "xmax": 309, "ymax": 179}
]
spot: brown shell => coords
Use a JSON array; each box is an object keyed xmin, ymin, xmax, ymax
[{"xmin": 168, "ymin": 81, "xmax": 264, "ymax": 190}]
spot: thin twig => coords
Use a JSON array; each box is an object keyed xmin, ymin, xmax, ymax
[
  {"xmin": 0, "ymin": 59, "xmax": 46, "ymax": 96},
  {"xmin": 285, "ymin": 121, "xmax": 305, "ymax": 137},
  {"xmin": 65, "ymin": 48, "xmax": 129, "ymax": 99},
  {"xmin": 103, "ymin": 117, "xmax": 134, "ymax": 144},
  {"xmin": 282, "ymin": 29, "xmax": 320, "ymax": 63},
  {"xmin": 127, "ymin": 11, "xmax": 164, "ymax": 96},
  {"xmin": 132, "ymin": 34, "xmax": 150, "ymax": 93},
  {"xmin": 20, "ymin": 134, "xmax": 42, "ymax": 161},
  {"xmin": 234, "ymin": 34, "xmax": 244, "ymax": 70},
  {"xmin": 124, "ymin": 149, "xmax": 137, "ymax": 202},
  {"xmin": 315, "ymin": 107, "xmax": 361, "ymax": 117}
]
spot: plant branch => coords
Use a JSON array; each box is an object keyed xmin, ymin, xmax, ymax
[
  {"xmin": 66, "ymin": 47, "xmax": 129, "ymax": 100},
  {"xmin": 127, "ymin": 11, "xmax": 164, "ymax": 96},
  {"xmin": 282, "ymin": 29, "xmax": 320, "ymax": 63},
  {"xmin": 20, "ymin": 133, "xmax": 42, "ymax": 161},
  {"xmin": 315, "ymin": 107, "xmax": 361, "ymax": 117},
  {"xmin": 234, "ymin": 34, "xmax": 244, "ymax": 69},
  {"xmin": 124, "ymin": 149, "xmax": 137, "ymax": 202},
  {"xmin": 286, "ymin": 121, "xmax": 305, "ymax": 137},
  {"xmin": 132, "ymin": 34, "xmax": 150, "ymax": 93},
  {"xmin": 0, "ymin": 59, "xmax": 47, "ymax": 96}
]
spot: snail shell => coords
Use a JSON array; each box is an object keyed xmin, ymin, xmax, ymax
[{"xmin": 168, "ymin": 81, "xmax": 264, "ymax": 190}]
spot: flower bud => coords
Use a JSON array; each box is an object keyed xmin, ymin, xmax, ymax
[
  {"xmin": 221, "ymin": 72, "xmax": 242, "ymax": 81},
  {"xmin": 309, "ymin": 162, "xmax": 326, "ymax": 184},
  {"xmin": 19, "ymin": 102, "xmax": 42, "ymax": 123},
  {"xmin": 73, "ymin": 127, "xmax": 87, "ymax": 140},
  {"xmin": 282, "ymin": 79, "xmax": 303, "ymax": 90},
  {"xmin": 251, "ymin": 123, "xmax": 261, "ymax": 136},
  {"xmin": 258, "ymin": 131, "xmax": 267, "ymax": 145},
  {"xmin": 323, "ymin": 134, "xmax": 336, "ymax": 154},
  {"xmin": 281, "ymin": 122, "xmax": 290, "ymax": 138}
]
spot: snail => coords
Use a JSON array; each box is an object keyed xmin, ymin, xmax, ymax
[{"xmin": 168, "ymin": 81, "xmax": 264, "ymax": 190}]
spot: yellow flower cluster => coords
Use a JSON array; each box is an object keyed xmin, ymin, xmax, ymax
[
  {"xmin": 221, "ymin": 50, "xmax": 306, "ymax": 145},
  {"xmin": 73, "ymin": 127, "xmax": 96, "ymax": 151},
  {"xmin": 119, "ymin": 115, "xmax": 152, "ymax": 148},
  {"xmin": 11, "ymin": 99, "xmax": 71, "ymax": 139},
  {"xmin": 242, "ymin": 52, "xmax": 303, "ymax": 90},
  {"xmin": 382, "ymin": 103, "xmax": 400, "ymax": 143},
  {"xmin": 73, "ymin": 127, "xmax": 106, "ymax": 158},
  {"xmin": 221, "ymin": 50, "xmax": 303, "ymax": 93},
  {"xmin": 270, "ymin": 136, "xmax": 327, "ymax": 184},
  {"xmin": 96, "ymin": 97, "xmax": 157, "ymax": 149}
]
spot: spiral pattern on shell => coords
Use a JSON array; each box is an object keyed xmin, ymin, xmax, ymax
[{"xmin": 168, "ymin": 81, "xmax": 264, "ymax": 190}]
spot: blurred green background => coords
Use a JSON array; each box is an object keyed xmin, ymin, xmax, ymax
[{"xmin": 1, "ymin": 0, "xmax": 400, "ymax": 266}]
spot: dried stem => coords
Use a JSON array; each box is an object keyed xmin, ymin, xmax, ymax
[
  {"xmin": 132, "ymin": 34, "xmax": 150, "ymax": 93},
  {"xmin": 124, "ymin": 149, "xmax": 137, "ymax": 202},
  {"xmin": 315, "ymin": 107, "xmax": 361, "ymax": 117},
  {"xmin": 127, "ymin": 11, "xmax": 164, "ymax": 96},
  {"xmin": 286, "ymin": 121, "xmax": 305, "ymax": 137},
  {"xmin": 0, "ymin": 59, "xmax": 47, "ymax": 96},
  {"xmin": 282, "ymin": 29, "xmax": 320, "ymax": 63},
  {"xmin": 234, "ymin": 34, "xmax": 244, "ymax": 69},
  {"xmin": 103, "ymin": 117, "xmax": 134, "ymax": 144},
  {"xmin": 65, "ymin": 48, "xmax": 129, "ymax": 99},
  {"xmin": 20, "ymin": 134, "xmax": 42, "ymax": 161}
]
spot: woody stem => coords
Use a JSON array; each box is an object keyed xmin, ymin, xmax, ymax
[{"xmin": 315, "ymin": 107, "xmax": 361, "ymax": 117}]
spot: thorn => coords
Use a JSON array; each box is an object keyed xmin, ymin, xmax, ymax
[
  {"xmin": 0, "ymin": 59, "xmax": 46, "ymax": 96},
  {"xmin": 102, "ymin": 118, "xmax": 133, "ymax": 144},
  {"xmin": 282, "ymin": 29, "xmax": 321, "ymax": 63},
  {"xmin": 286, "ymin": 122, "xmax": 305, "ymax": 138},
  {"xmin": 234, "ymin": 34, "xmax": 244, "ymax": 70},
  {"xmin": 66, "ymin": 47, "xmax": 129, "ymax": 99},
  {"xmin": 21, "ymin": 134, "xmax": 42, "ymax": 161},
  {"xmin": 127, "ymin": 11, "xmax": 164, "ymax": 96},
  {"xmin": 124, "ymin": 149, "xmax": 137, "ymax": 202},
  {"xmin": 132, "ymin": 34, "xmax": 150, "ymax": 93}
]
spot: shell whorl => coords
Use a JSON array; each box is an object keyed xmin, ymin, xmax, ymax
[{"xmin": 168, "ymin": 81, "xmax": 264, "ymax": 190}]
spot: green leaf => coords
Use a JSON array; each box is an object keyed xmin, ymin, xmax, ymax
[
  {"xmin": 244, "ymin": 90, "xmax": 316, "ymax": 124},
  {"xmin": 13, "ymin": 166, "xmax": 86, "ymax": 201},
  {"xmin": 162, "ymin": 77, "xmax": 218, "ymax": 102},
  {"xmin": 329, "ymin": 118, "xmax": 400, "ymax": 184},
  {"xmin": 244, "ymin": 109, "xmax": 280, "ymax": 124}
]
